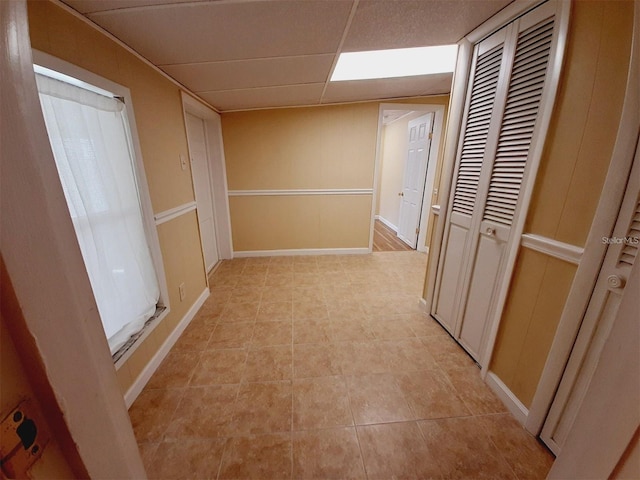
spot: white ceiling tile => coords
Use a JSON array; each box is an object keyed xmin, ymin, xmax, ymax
[
  {"xmin": 161, "ymin": 55, "xmax": 334, "ymax": 92},
  {"xmin": 87, "ymin": 1, "xmax": 352, "ymax": 65},
  {"xmin": 62, "ymin": 0, "xmax": 197, "ymax": 14},
  {"xmin": 61, "ymin": 0, "xmax": 510, "ymax": 110},
  {"xmin": 199, "ymin": 84, "xmax": 325, "ymax": 111},
  {"xmin": 321, "ymin": 73, "xmax": 453, "ymax": 104},
  {"xmin": 343, "ymin": 0, "xmax": 512, "ymax": 51}
]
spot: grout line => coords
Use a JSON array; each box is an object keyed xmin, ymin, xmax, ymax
[{"xmin": 344, "ymin": 373, "xmax": 370, "ymax": 479}]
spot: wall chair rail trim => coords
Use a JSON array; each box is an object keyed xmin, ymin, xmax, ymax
[
  {"xmin": 154, "ymin": 201, "xmax": 197, "ymax": 225},
  {"xmin": 228, "ymin": 189, "xmax": 374, "ymax": 196},
  {"xmin": 521, "ymin": 233, "xmax": 584, "ymax": 265},
  {"xmin": 233, "ymin": 247, "xmax": 370, "ymax": 258}
]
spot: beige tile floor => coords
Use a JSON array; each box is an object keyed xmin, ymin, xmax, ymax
[{"xmin": 130, "ymin": 251, "xmax": 554, "ymax": 480}]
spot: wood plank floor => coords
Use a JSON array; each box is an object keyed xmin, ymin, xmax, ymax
[{"xmin": 373, "ymin": 219, "xmax": 414, "ymax": 252}]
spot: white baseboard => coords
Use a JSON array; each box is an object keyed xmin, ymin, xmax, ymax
[
  {"xmin": 419, "ymin": 297, "xmax": 429, "ymax": 313},
  {"xmin": 485, "ymin": 371, "xmax": 529, "ymax": 426},
  {"xmin": 233, "ymin": 247, "xmax": 369, "ymax": 258},
  {"xmin": 375, "ymin": 215, "xmax": 398, "ymax": 232},
  {"xmin": 124, "ymin": 288, "xmax": 209, "ymax": 408}
]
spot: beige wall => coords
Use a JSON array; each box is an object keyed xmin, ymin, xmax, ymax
[
  {"xmin": 377, "ymin": 112, "xmax": 425, "ymax": 229},
  {"xmin": 1, "ymin": 315, "xmax": 77, "ymax": 479},
  {"xmin": 490, "ymin": 0, "xmax": 635, "ymax": 407},
  {"xmin": 222, "ymin": 102, "xmax": 378, "ymax": 251},
  {"xmin": 222, "ymin": 96, "xmax": 448, "ymax": 252},
  {"xmin": 27, "ymin": 1, "xmax": 208, "ymax": 394}
]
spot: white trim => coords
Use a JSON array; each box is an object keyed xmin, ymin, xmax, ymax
[
  {"xmin": 228, "ymin": 188, "xmax": 373, "ymax": 197},
  {"xmin": 376, "ymin": 215, "xmax": 398, "ymax": 232},
  {"xmin": 47, "ymin": 0, "xmax": 221, "ymax": 114},
  {"xmin": 370, "ymin": 105, "xmax": 385, "ymax": 253},
  {"xmin": 417, "ymin": 107, "xmax": 446, "ymax": 252},
  {"xmin": 181, "ymin": 92, "xmax": 233, "ymax": 260},
  {"xmin": 466, "ymin": 0, "xmax": 542, "ymax": 43},
  {"xmin": 485, "ymin": 371, "xmax": 529, "ymax": 425},
  {"xmin": 154, "ymin": 201, "xmax": 197, "ymax": 225},
  {"xmin": 233, "ymin": 247, "xmax": 369, "ymax": 258},
  {"xmin": 480, "ymin": 0, "xmax": 572, "ymax": 373},
  {"xmin": 521, "ymin": 234, "xmax": 583, "ymax": 265},
  {"xmin": 419, "ymin": 297, "xmax": 428, "ymax": 313},
  {"xmin": 124, "ymin": 287, "xmax": 209, "ymax": 408},
  {"xmin": 424, "ymin": 39, "xmax": 474, "ymax": 316},
  {"xmin": 526, "ymin": 3, "xmax": 640, "ymax": 436}
]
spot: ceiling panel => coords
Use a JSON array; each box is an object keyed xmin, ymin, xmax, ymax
[
  {"xmin": 322, "ymin": 73, "xmax": 453, "ymax": 104},
  {"xmin": 343, "ymin": 0, "xmax": 512, "ymax": 51},
  {"xmin": 60, "ymin": 0, "xmax": 514, "ymax": 111},
  {"xmin": 161, "ymin": 55, "xmax": 334, "ymax": 93},
  {"xmin": 63, "ymin": 0, "xmax": 197, "ymax": 14},
  {"xmin": 200, "ymin": 84, "xmax": 325, "ymax": 111},
  {"xmin": 86, "ymin": 0, "xmax": 353, "ymax": 65}
]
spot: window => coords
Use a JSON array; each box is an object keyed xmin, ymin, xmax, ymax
[{"xmin": 34, "ymin": 58, "xmax": 168, "ymax": 359}]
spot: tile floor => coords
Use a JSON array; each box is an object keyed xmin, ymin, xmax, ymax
[{"xmin": 130, "ymin": 251, "xmax": 554, "ymax": 479}]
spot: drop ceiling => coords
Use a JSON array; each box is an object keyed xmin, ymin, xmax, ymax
[{"xmin": 61, "ymin": 0, "xmax": 512, "ymax": 112}]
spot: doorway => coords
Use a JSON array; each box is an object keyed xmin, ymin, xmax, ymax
[
  {"xmin": 185, "ymin": 112, "xmax": 219, "ymax": 272},
  {"xmin": 372, "ymin": 103, "xmax": 446, "ymax": 253},
  {"xmin": 181, "ymin": 93, "xmax": 234, "ymax": 269}
]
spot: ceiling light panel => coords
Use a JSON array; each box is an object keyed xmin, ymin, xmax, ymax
[{"xmin": 330, "ymin": 45, "xmax": 458, "ymax": 82}]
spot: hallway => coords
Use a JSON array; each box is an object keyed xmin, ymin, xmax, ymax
[{"xmin": 130, "ymin": 251, "xmax": 553, "ymax": 479}]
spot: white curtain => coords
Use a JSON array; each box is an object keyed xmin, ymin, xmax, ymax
[{"xmin": 36, "ymin": 73, "xmax": 160, "ymax": 354}]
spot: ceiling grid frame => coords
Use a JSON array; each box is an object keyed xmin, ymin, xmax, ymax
[{"xmin": 59, "ymin": 0, "xmax": 514, "ymax": 111}]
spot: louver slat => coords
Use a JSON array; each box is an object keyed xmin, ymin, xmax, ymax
[
  {"xmin": 452, "ymin": 44, "xmax": 504, "ymax": 217},
  {"xmin": 483, "ymin": 19, "xmax": 554, "ymax": 226},
  {"xmin": 617, "ymin": 199, "xmax": 640, "ymax": 267}
]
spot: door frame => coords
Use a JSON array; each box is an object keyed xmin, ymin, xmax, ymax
[
  {"xmin": 371, "ymin": 103, "xmax": 445, "ymax": 253},
  {"xmin": 184, "ymin": 111, "xmax": 220, "ymax": 272},
  {"xmin": 398, "ymin": 112, "xmax": 435, "ymax": 249},
  {"xmin": 1, "ymin": 1, "xmax": 145, "ymax": 476},
  {"xmin": 181, "ymin": 92, "xmax": 233, "ymax": 262},
  {"xmin": 525, "ymin": 4, "xmax": 640, "ymax": 435}
]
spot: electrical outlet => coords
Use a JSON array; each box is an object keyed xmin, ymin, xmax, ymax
[
  {"xmin": 179, "ymin": 282, "xmax": 186, "ymax": 301},
  {"xmin": 179, "ymin": 154, "xmax": 187, "ymax": 171}
]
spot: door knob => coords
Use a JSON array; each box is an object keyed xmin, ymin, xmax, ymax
[
  {"xmin": 607, "ymin": 274, "xmax": 625, "ymax": 289},
  {"xmin": 486, "ymin": 227, "xmax": 495, "ymax": 236}
]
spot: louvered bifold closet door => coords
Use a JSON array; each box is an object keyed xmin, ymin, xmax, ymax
[
  {"xmin": 432, "ymin": 29, "xmax": 507, "ymax": 333},
  {"xmin": 541, "ymin": 147, "xmax": 640, "ymax": 455},
  {"xmin": 458, "ymin": 9, "xmax": 557, "ymax": 359}
]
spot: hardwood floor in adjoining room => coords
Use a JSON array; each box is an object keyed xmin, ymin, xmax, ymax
[
  {"xmin": 130, "ymin": 251, "xmax": 554, "ymax": 480},
  {"xmin": 372, "ymin": 219, "xmax": 413, "ymax": 252}
]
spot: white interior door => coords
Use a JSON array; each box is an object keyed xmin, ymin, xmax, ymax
[
  {"xmin": 185, "ymin": 113, "xmax": 219, "ymax": 271},
  {"xmin": 432, "ymin": 29, "xmax": 507, "ymax": 335},
  {"xmin": 397, "ymin": 113, "xmax": 433, "ymax": 248},
  {"xmin": 541, "ymin": 143, "xmax": 640, "ymax": 455}
]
